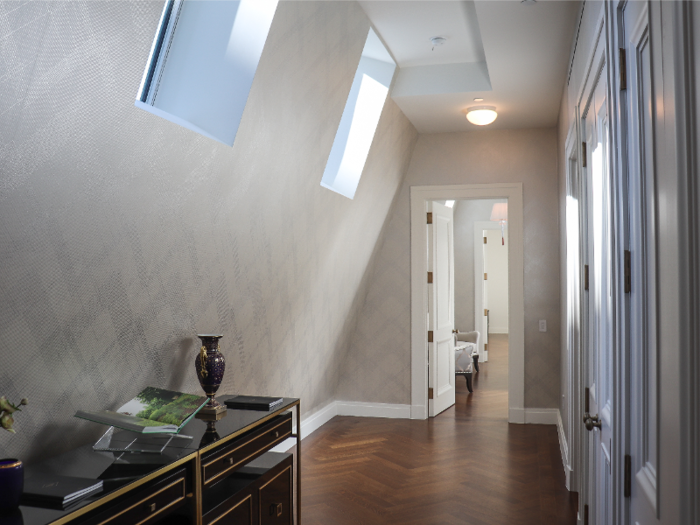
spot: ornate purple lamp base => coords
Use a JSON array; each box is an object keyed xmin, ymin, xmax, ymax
[{"xmin": 199, "ymin": 396, "xmax": 227, "ymax": 415}]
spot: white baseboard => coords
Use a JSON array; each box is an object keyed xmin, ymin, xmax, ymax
[
  {"xmin": 271, "ymin": 400, "xmax": 411, "ymax": 452},
  {"xmin": 336, "ymin": 401, "xmax": 411, "ymax": 419},
  {"xmin": 524, "ymin": 408, "xmax": 559, "ymax": 425},
  {"xmin": 556, "ymin": 409, "xmax": 573, "ymax": 490},
  {"xmin": 489, "ymin": 327, "xmax": 509, "ymax": 334}
]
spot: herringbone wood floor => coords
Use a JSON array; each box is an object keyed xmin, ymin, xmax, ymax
[{"xmin": 299, "ymin": 335, "xmax": 577, "ymax": 524}]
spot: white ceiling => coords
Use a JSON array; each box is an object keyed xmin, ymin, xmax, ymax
[{"xmin": 358, "ymin": 0, "xmax": 581, "ymax": 133}]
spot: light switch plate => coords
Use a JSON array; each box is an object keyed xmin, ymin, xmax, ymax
[{"xmin": 539, "ymin": 319, "xmax": 547, "ymax": 332}]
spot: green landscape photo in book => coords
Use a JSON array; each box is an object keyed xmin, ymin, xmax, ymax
[{"xmin": 75, "ymin": 387, "xmax": 207, "ymax": 434}]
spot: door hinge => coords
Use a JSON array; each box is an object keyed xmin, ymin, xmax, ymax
[
  {"xmin": 484, "ymin": 273, "xmax": 488, "ymax": 280},
  {"xmin": 427, "ymin": 271, "xmax": 433, "ymax": 284},
  {"xmin": 584, "ymin": 264, "xmax": 589, "ymax": 291},
  {"xmin": 484, "ymin": 343, "xmax": 488, "ymax": 351},
  {"xmin": 624, "ymin": 454, "xmax": 632, "ymax": 497},
  {"xmin": 484, "ymin": 309, "xmax": 488, "ymax": 316},
  {"xmin": 428, "ymin": 387, "xmax": 434, "ymax": 399},
  {"xmin": 620, "ymin": 48, "xmax": 627, "ymax": 91},
  {"xmin": 624, "ymin": 249, "xmax": 631, "ymax": 293},
  {"xmin": 582, "ymin": 142, "xmax": 587, "ymax": 167},
  {"xmin": 484, "ymin": 236, "xmax": 488, "ymax": 244},
  {"xmin": 427, "ymin": 212, "xmax": 433, "ymax": 224},
  {"xmin": 428, "ymin": 331, "xmax": 434, "ymax": 343},
  {"xmin": 584, "ymin": 504, "xmax": 589, "ymax": 525}
]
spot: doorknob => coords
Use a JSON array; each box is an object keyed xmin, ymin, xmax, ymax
[{"xmin": 583, "ymin": 413, "xmax": 602, "ymax": 431}]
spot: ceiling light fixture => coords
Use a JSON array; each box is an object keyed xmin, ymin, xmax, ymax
[
  {"xmin": 474, "ymin": 98, "xmax": 484, "ymax": 102},
  {"xmin": 466, "ymin": 106, "xmax": 498, "ymax": 126}
]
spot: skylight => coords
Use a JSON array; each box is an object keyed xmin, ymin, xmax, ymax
[
  {"xmin": 136, "ymin": 0, "xmax": 278, "ymax": 146},
  {"xmin": 321, "ymin": 29, "xmax": 396, "ymax": 199}
]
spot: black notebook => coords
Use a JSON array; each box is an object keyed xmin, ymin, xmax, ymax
[
  {"xmin": 21, "ymin": 475, "xmax": 103, "ymax": 508},
  {"xmin": 224, "ymin": 395, "xmax": 284, "ymax": 411}
]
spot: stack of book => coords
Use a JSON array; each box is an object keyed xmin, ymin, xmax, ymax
[
  {"xmin": 224, "ymin": 396, "xmax": 284, "ymax": 411},
  {"xmin": 21, "ymin": 475, "xmax": 103, "ymax": 509}
]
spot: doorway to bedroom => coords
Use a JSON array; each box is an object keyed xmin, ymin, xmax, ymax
[
  {"xmin": 410, "ymin": 183, "xmax": 523, "ymax": 422},
  {"xmin": 433, "ymin": 198, "xmax": 510, "ymax": 415}
]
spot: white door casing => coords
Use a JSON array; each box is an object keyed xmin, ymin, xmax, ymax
[
  {"xmin": 564, "ymin": 122, "xmax": 581, "ymax": 493},
  {"xmin": 410, "ymin": 184, "xmax": 524, "ymax": 422},
  {"xmin": 428, "ymin": 201, "xmax": 455, "ymax": 417}
]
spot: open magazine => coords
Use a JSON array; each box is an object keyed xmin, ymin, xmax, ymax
[{"xmin": 75, "ymin": 387, "xmax": 208, "ymax": 434}]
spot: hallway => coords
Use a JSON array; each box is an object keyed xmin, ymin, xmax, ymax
[{"xmin": 301, "ymin": 335, "xmax": 577, "ymax": 524}]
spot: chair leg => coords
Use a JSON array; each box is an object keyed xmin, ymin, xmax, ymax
[
  {"xmin": 465, "ymin": 372, "xmax": 473, "ymax": 393},
  {"xmin": 473, "ymin": 355, "xmax": 480, "ymax": 373}
]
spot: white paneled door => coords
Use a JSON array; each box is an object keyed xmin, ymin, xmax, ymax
[
  {"xmin": 580, "ymin": 23, "xmax": 615, "ymax": 524},
  {"xmin": 621, "ymin": 2, "xmax": 659, "ymax": 523},
  {"xmin": 428, "ymin": 202, "xmax": 455, "ymax": 417}
]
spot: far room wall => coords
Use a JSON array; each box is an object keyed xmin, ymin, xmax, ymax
[{"xmin": 337, "ymin": 128, "xmax": 561, "ymax": 409}]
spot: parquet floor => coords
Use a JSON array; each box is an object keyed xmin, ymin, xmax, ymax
[{"xmin": 299, "ymin": 334, "xmax": 578, "ymax": 524}]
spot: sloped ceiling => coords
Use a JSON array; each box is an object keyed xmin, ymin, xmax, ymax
[{"xmin": 359, "ymin": 0, "xmax": 581, "ymax": 133}]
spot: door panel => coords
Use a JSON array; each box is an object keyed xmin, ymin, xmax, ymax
[
  {"xmin": 581, "ymin": 26, "xmax": 614, "ymax": 524},
  {"xmin": 428, "ymin": 202, "xmax": 455, "ymax": 416},
  {"xmin": 623, "ymin": 2, "xmax": 659, "ymax": 523}
]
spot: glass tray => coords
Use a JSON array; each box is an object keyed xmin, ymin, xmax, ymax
[{"xmin": 93, "ymin": 426, "xmax": 192, "ymax": 454}]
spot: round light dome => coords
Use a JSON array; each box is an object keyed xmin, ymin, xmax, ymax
[{"xmin": 466, "ymin": 106, "xmax": 498, "ymax": 126}]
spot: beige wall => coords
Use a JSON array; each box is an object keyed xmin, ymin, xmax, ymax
[
  {"xmin": 0, "ymin": 1, "xmax": 417, "ymax": 463},
  {"xmin": 339, "ymin": 128, "xmax": 561, "ymax": 408}
]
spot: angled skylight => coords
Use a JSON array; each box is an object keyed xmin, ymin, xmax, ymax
[
  {"xmin": 136, "ymin": 0, "xmax": 278, "ymax": 146},
  {"xmin": 321, "ymin": 29, "xmax": 396, "ymax": 199}
]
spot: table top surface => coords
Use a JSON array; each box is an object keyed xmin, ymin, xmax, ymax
[{"xmin": 2, "ymin": 396, "xmax": 299, "ymax": 525}]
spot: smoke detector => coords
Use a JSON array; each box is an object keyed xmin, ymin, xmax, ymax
[{"xmin": 429, "ymin": 36, "xmax": 447, "ymax": 49}]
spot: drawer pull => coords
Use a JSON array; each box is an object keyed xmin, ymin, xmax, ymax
[
  {"xmin": 148, "ymin": 502, "xmax": 157, "ymax": 513},
  {"xmin": 270, "ymin": 503, "xmax": 283, "ymax": 517},
  {"xmin": 228, "ymin": 457, "xmax": 234, "ymax": 466},
  {"xmin": 275, "ymin": 431, "xmax": 279, "ymax": 438}
]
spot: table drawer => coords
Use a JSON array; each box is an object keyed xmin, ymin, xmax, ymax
[
  {"xmin": 88, "ymin": 468, "xmax": 187, "ymax": 525},
  {"xmin": 202, "ymin": 413, "xmax": 292, "ymax": 487}
]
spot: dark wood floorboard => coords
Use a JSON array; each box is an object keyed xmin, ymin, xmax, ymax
[{"xmin": 299, "ymin": 334, "xmax": 578, "ymax": 524}]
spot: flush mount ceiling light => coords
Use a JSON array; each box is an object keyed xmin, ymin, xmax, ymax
[
  {"xmin": 474, "ymin": 98, "xmax": 484, "ymax": 102},
  {"xmin": 465, "ymin": 106, "xmax": 498, "ymax": 126}
]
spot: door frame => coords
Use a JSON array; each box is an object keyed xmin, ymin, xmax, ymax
[
  {"xmin": 410, "ymin": 183, "xmax": 524, "ymax": 421},
  {"xmin": 474, "ymin": 221, "xmax": 506, "ymax": 363}
]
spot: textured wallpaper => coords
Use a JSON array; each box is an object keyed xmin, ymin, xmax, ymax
[
  {"xmin": 339, "ymin": 129, "xmax": 561, "ymax": 409},
  {"xmin": 0, "ymin": 0, "xmax": 417, "ymax": 463}
]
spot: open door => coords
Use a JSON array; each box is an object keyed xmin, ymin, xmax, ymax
[
  {"xmin": 428, "ymin": 201, "xmax": 455, "ymax": 417},
  {"xmin": 580, "ymin": 29, "xmax": 615, "ymax": 523}
]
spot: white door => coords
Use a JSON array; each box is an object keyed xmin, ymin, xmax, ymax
[
  {"xmin": 622, "ymin": 3, "xmax": 659, "ymax": 523},
  {"xmin": 581, "ymin": 31, "xmax": 615, "ymax": 524},
  {"xmin": 428, "ymin": 201, "xmax": 455, "ymax": 416}
]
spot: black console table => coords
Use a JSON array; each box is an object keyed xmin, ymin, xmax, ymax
[{"xmin": 3, "ymin": 397, "xmax": 301, "ymax": 525}]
